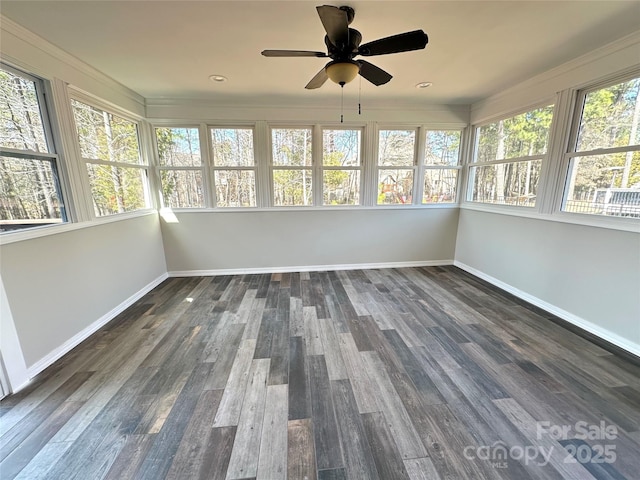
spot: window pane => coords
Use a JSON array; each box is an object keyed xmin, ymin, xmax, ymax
[
  {"xmin": 470, "ymin": 160, "xmax": 542, "ymax": 206},
  {"xmin": 211, "ymin": 128, "xmax": 254, "ymax": 167},
  {"xmin": 273, "ymin": 169, "xmax": 312, "ymax": 206},
  {"xmin": 87, "ymin": 164, "xmax": 146, "ymax": 216},
  {"xmin": 160, "ymin": 169, "xmax": 203, "ymax": 208},
  {"xmin": 564, "ymin": 152, "xmax": 640, "ymax": 217},
  {"xmin": 423, "ymin": 169, "xmax": 458, "ymax": 204},
  {"xmin": 425, "ymin": 131, "xmax": 461, "ymax": 166},
  {"xmin": 156, "ymin": 127, "xmax": 201, "ymax": 167},
  {"xmin": 576, "ymin": 77, "xmax": 640, "ymax": 151},
  {"xmin": 378, "ymin": 130, "xmax": 415, "ymax": 166},
  {"xmin": 214, "ymin": 170, "xmax": 256, "ymax": 207},
  {"xmin": 0, "ymin": 156, "xmax": 63, "ymax": 231},
  {"xmin": 0, "ymin": 68, "xmax": 49, "ymax": 152},
  {"xmin": 323, "ymin": 170, "xmax": 360, "ymax": 205},
  {"xmin": 475, "ymin": 105, "xmax": 554, "ymax": 162},
  {"xmin": 378, "ymin": 169, "xmax": 414, "ymax": 204},
  {"xmin": 272, "ymin": 128, "xmax": 312, "ymax": 166},
  {"xmin": 71, "ymin": 99, "xmax": 141, "ymax": 164},
  {"xmin": 323, "ymin": 129, "xmax": 360, "ymax": 166}
]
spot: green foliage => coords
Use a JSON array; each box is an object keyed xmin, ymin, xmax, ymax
[
  {"xmin": 72, "ymin": 100, "xmax": 145, "ymax": 216},
  {"xmin": 0, "ymin": 67, "xmax": 62, "ymax": 223}
]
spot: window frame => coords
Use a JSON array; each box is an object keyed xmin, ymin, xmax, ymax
[
  {"xmin": 153, "ymin": 125, "xmax": 206, "ymax": 209},
  {"xmin": 465, "ymin": 101, "xmax": 555, "ymax": 209},
  {"xmin": 419, "ymin": 128, "xmax": 464, "ymax": 205},
  {"xmin": 209, "ymin": 125, "xmax": 259, "ymax": 209},
  {"xmin": 376, "ymin": 126, "xmax": 419, "ymax": 206},
  {"xmin": 69, "ymin": 90, "xmax": 151, "ymax": 218},
  {"xmin": 560, "ymin": 71, "xmax": 640, "ymax": 220},
  {"xmin": 320, "ymin": 126, "xmax": 364, "ymax": 206},
  {"xmin": 0, "ymin": 63, "xmax": 69, "ymax": 233},
  {"xmin": 269, "ymin": 125, "xmax": 315, "ymax": 207}
]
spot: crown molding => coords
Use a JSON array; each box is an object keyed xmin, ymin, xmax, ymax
[
  {"xmin": 144, "ymin": 95, "xmax": 470, "ymax": 113},
  {"xmin": 1, "ymin": 15, "xmax": 144, "ymax": 107}
]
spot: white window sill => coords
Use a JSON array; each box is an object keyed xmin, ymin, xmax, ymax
[
  {"xmin": 0, "ymin": 210, "xmax": 157, "ymax": 246},
  {"xmin": 461, "ymin": 202, "xmax": 640, "ymax": 233}
]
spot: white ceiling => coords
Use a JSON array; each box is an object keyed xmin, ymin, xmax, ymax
[{"xmin": 2, "ymin": 1, "xmax": 640, "ymax": 106}]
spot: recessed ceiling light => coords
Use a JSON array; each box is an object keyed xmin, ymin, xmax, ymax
[
  {"xmin": 415, "ymin": 81, "xmax": 433, "ymax": 89},
  {"xmin": 209, "ymin": 74, "xmax": 228, "ymax": 83}
]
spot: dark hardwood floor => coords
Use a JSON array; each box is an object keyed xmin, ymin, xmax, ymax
[{"xmin": 1, "ymin": 266, "xmax": 639, "ymax": 479}]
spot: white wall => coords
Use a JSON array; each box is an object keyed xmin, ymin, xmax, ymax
[
  {"xmin": 0, "ymin": 214, "xmax": 167, "ymax": 371},
  {"xmin": 455, "ymin": 210, "xmax": 640, "ymax": 353},
  {"xmin": 161, "ymin": 208, "xmax": 458, "ymax": 273}
]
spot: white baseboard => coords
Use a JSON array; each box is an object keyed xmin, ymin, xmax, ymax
[
  {"xmin": 168, "ymin": 259, "xmax": 454, "ymax": 277},
  {"xmin": 453, "ymin": 261, "xmax": 640, "ymax": 358},
  {"xmin": 26, "ymin": 273, "xmax": 169, "ymax": 378}
]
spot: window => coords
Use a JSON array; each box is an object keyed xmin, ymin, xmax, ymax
[
  {"xmin": 422, "ymin": 130, "xmax": 462, "ymax": 204},
  {"xmin": 0, "ymin": 64, "xmax": 66, "ymax": 232},
  {"xmin": 563, "ymin": 76, "xmax": 640, "ymax": 218},
  {"xmin": 155, "ymin": 127, "xmax": 203, "ymax": 208},
  {"xmin": 71, "ymin": 99, "xmax": 148, "ymax": 216},
  {"xmin": 377, "ymin": 129, "xmax": 416, "ymax": 205},
  {"xmin": 469, "ymin": 104, "xmax": 554, "ymax": 207},
  {"xmin": 271, "ymin": 128, "xmax": 312, "ymax": 206},
  {"xmin": 322, "ymin": 129, "xmax": 361, "ymax": 205},
  {"xmin": 211, "ymin": 128, "xmax": 256, "ymax": 207}
]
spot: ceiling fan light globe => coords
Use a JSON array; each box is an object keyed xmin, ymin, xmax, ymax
[{"xmin": 326, "ymin": 62, "xmax": 359, "ymax": 85}]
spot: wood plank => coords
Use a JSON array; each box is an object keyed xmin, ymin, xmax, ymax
[
  {"xmin": 0, "ymin": 372, "xmax": 93, "ymax": 461},
  {"xmin": 337, "ymin": 333, "xmax": 381, "ymax": 414},
  {"xmin": 256, "ymin": 384, "xmax": 288, "ymax": 479},
  {"xmin": 331, "ymin": 380, "xmax": 380, "ymax": 480},
  {"xmin": 403, "ymin": 457, "xmax": 441, "ymax": 480},
  {"xmin": 197, "ymin": 426, "xmax": 236, "ymax": 480},
  {"xmin": 13, "ymin": 441, "xmax": 73, "ymax": 480},
  {"xmin": 0, "ymin": 401, "xmax": 84, "ymax": 479},
  {"xmin": 362, "ymin": 411, "xmax": 410, "ymax": 480},
  {"xmin": 135, "ymin": 363, "xmax": 214, "ymax": 480},
  {"xmin": 287, "ymin": 419, "xmax": 317, "ymax": 480},
  {"xmin": 360, "ymin": 351, "xmax": 428, "ymax": 460},
  {"xmin": 225, "ymin": 359, "xmax": 270, "ymax": 480},
  {"xmin": 213, "ymin": 340, "xmax": 257, "ymax": 427},
  {"xmin": 242, "ymin": 297, "xmax": 266, "ymax": 340},
  {"xmin": 308, "ymin": 355, "xmax": 344, "ymax": 470},
  {"xmin": 304, "ymin": 306, "xmax": 324, "ymax": 355},
  {"xmin": 318, "ymin": 318, "xmax": 348, "ymax": 381},
  {"xmin": 288, "ymin": 336, "xmax": 311, "ymax": 421},
  {"xmin": 494, "ymin": 397, "xmax": 597, "ymax": 480},
  {"xmin": 103, "ymin": 434, "xmax": 155, "ymax": 480},
  {"xmin": 318, "ymin": 468, "xmax": 348, "ymax": 480},
  {"xmin": 164, "ymin": 389, "xmax": 224, "ymax": 479}
]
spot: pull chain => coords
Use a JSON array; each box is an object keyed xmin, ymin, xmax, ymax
[
  {"xmin": 340, "ymin": 85, "xmax": 344, "ymax": 123},
  {"xmin": 358, "ymin": 75, "xmax": 362, "ymax": 115}
]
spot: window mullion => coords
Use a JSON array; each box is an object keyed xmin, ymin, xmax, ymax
[
  {"xmin": 414, "ymin": 126, "xmax": 426, "ymax": 205},
  {"xmin": 200, "ymin": 124, "xmax": 215, "ymax": 208},
  {"xmin": 138, "ymin": 120, "xmax": 159, "ymax": 210},
  {"xmin": 313, "ymin": 124, "xmax": 323, "ymax": 206},
  {"xmin": 363, "ymin": 121, "xmax": 378, "ymax": 206},
  {"xmin": 254, "ymin": 121, "xmax": 270, "ymax": 208},
  {"xmin": 538, "ymin": 89, "xmax": 576, "ymax": 215},
  {"xmin": 50, "ymin": 78, "xmax": 93, "ymax": 222}
]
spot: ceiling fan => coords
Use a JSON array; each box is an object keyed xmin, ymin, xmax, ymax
[{"xmin": 261, "ymin": 5, "xmax": 428, "ymax": 89}]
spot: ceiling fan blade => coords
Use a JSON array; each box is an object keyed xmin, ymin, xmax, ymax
[
  {"xmin": 262, "ymin": 50, "xmax": 327, "ymax": 57},
  {"xmin": 357, "ymin": 60, "xmax": 392, "ymax": 86},
  {"xmin": 305, "ymin": 67, "xmax": 329, "ymax": 89},
  {"xmin": 358, "ymin": 30, "xmax": 428, "ymax": 56},
  {"xmin": 316, "ymin": 5, "xmax": 349, "ymax": 47}
]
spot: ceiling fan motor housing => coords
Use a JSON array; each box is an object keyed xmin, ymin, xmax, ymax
[{"xmin": 260, "ymin": 5, "xmax": 428, "ymax": 89}]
